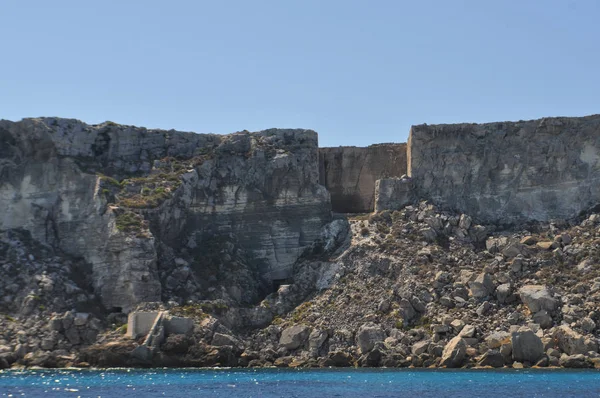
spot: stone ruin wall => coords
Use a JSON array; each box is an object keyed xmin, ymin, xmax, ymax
[
  {"xmin": 406, "ymin": 115, "xmax": 600, "ymax": 223},
  {"xmin": 318, "ymin": 144, "xmax": 407, "ymax": 213}
]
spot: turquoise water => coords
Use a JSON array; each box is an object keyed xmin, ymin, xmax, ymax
[{"xmin": 1, "ymin": 368, "xmax": 600, "ymax": 397}]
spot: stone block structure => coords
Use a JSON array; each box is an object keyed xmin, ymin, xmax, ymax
[
  {"xmin": 319, "ymin": 144, "xmax": 407, "ymax": 213},
  {"xmin": 127, "ymin": 311, "xmax": 194, "ymax": 340}
]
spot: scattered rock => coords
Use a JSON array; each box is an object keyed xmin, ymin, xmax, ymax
[
  {"xmin": 532, "ymin": 310, "xmax": 553, "ymax": 329},
  {"xmin": 469, "ymin": 273, "xmax": 495, "ymax": 299}
]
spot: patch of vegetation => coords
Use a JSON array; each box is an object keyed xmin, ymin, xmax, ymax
[
  {"xmin": 110, "ymin": 155, "xmax": 211, "ymax": 209},
  {"xmin": 115, "ymin": 211, "xmax": 147, "ymax": 235},
  {"xmin": 170, "ymin": 304, "xmax": 210, "ymax": 320},
  {"xmin": 414, "ymin": 315, "xmax": 432, "ymax": 331},
  {"xmin": 376, "ymin": 223, "xmax": 390, "ymax": 234},
  {"xmin": 291, "ymin": 301, "xmax": 313, "ymax": 322},
  {"xmin": 98, "ymin": 174, "xmax": 124, "ymax": 188},
  {"xmin": 118, "ymin": 189, "xmax": 172, "ymax": 208},
  {"xmin": 199, "ymin": 301, "xmax": 229, "ymax": 314},
  {"xmin": 348, "ymin": 213, "xmax": 370, "ymax": 221}
]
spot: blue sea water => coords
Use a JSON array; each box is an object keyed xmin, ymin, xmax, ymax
[{"xmin": 1, "ymin": 368, "xmax": 600, "ymax": 397}]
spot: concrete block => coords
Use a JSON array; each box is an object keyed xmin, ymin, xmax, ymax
[{"xmin": 126, "ymin": 312, "xmax": 159, "ymax": 339}]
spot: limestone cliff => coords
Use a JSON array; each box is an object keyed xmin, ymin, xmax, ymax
[
  {"xmin": 0, "ymin": 118, "xmax": 331, "ymax": 312},
  {"xmin": 4, "ymin": 114, "xmax": 600, "ymax": 371},
  {"xmin": 408, "ymin": 115, "xmax": 600, "ymax": 223}
]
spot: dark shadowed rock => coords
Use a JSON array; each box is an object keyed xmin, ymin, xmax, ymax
[
  {"xmin": 559, "ymin": 354, "xmax": 593, "ymax": 368},
  {"xmin": 511, "ymin": 327, "xmax": 544, "ymax": 363},
  {"xmin": 478, "ymin": 350, "xmax": 504, "ymax": 368},
  {"xmin": 319, "ymin": 144, "xmax": 407, "ymax": 213}
]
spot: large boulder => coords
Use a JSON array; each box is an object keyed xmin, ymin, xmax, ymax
[
  {"xmin": 412, "ymin": 340, "xmax": 431, "ymax": 356},
  {"xmin": 477, "ymin": 349, "xmax": 504, "ymax": 368},
  {"xmin": 212, "ymin": 333, "xmax": 243, "ymax": 352},
  {"xmin": 358, "ymin": 348, "xmax": 382, "ymax": 367},
  {"xmin": 485, "ymin": 331, "xmax": 510, "ymax": 349},
  {"xmin": 322, "ymin": 351, "xmax": 353, "ymax": 367},
  {"xmin": 469, "ymin": 272, "xmax": 495, "ymax": 299},
  {"xmin": 440, "ymin": 336, "xmax": 467, "ymax": 368},
  {"xmin": 308, "ymin": 329, "xmax": 328, "ymax": 356},
  {"xmin": 356, "ymin": 323, "xmax": 386, "ymax": 354},
  {"xmin": 553, "ymin": 325, "xmax": 598, "ymax": 355},
  {"xmin": 559, "ymin": 354, "xmax": 593, "ymax": 368},
  {"xmin": 0, "ymin": 356, "xmax": 9, "ymax": 370},
  {"xmin": 518, "ymin": 285, "xmax": 558, "ymax": 313},
  {"xmin": 279, "ymin": 325, "xmax": 311, "ymax": 350},
  {"xmin": 511, "ymin": 327, "xmax": 544, "ymax": 363}
]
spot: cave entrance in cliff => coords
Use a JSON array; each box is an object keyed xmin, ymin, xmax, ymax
[{"xmin": 272, "ymin": 278, "xmax": 292, "ymax": 291}]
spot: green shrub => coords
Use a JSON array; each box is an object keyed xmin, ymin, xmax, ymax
[{"xmin": 115, "ymin": 212, "xmax": 145, "ymax": 233}]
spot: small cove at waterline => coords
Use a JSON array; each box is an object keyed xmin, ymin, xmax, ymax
[{"xmin": 2, "ymin": 368, "xmax": 600, "ymax": 398}]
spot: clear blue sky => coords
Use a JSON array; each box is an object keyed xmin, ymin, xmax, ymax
[{"xmin": 1, "ymin": 1, "xmax": 599, "ymax": 146}]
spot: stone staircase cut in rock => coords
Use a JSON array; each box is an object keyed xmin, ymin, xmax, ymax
[{"xmin": 127, "ymin": 311, "xmax": 193, "ymax": 361}]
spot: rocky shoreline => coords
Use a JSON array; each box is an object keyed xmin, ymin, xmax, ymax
[{"xmin": 3, "ymin": 203, "xmax": 600, "ymax": 371}]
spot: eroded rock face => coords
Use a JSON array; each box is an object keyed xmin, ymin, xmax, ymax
[
  {"xmin": 319, "ymin": 144, "xmax": 406, "ymax": 213},
  {"xmin": 408, "ymin": 115, "xmax": 600, "ymax": 223},
  {"xmin": 0, "ymin": 118, "xmax": 332, "ymax": 311}
]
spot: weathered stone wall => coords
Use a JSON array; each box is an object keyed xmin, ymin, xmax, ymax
[
  {"xmin": 408, "ymin": 115, "xmax": 600, "ymax": 223},
  {"xmin": 319, "ymin": 144, "xmax": 407, "ymax": 213}
]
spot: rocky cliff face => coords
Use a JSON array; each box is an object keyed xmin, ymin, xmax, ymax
[
  {"xmin": 5, "ymin": 113, "xmax": 600, "ymax": 371},
  {"xmin": 408, "ymin": 115, "xmax": 600, "ymax": 224},
  {"xmin": 0, "ymin": 118, "xmax": 331, "ymax": 312},
  {"xmin": 319, "ymin": 144, "xmax": 406, "ymax": 213}
]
